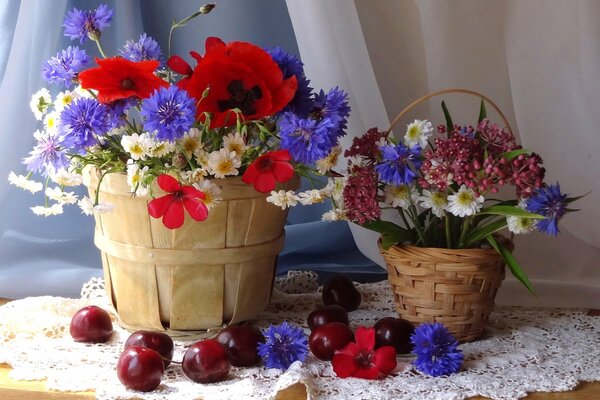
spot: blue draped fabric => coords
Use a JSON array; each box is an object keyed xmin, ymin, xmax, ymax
[{"xmin": 0, "ymin": 0, "xmax": 379, "ymax": 299}]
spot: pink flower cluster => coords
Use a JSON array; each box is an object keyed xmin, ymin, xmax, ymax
[
  {"xmin": 343, "ymin": 165, "xmax": 381, "ymax": 224},
  {"xmin": 344, "ymin": 127, "xmax": 388, "ymax": 162}
]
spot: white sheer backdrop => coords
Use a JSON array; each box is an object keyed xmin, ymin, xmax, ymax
[{"xmin": 286, "ymin": 0, "xmax": 600, "ymax": 308}]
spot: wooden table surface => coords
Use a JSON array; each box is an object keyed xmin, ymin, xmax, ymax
[{"xmin": 0, "ymin": 298, "xmax": 598, "ymax": 400}]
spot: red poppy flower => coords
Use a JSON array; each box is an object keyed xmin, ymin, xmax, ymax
[
  {"xmin": 79, "ymin": 57, "xmax": 168, "ymax": 103},
  {"xmin": 175, "ymin": 37, "xmax": 297, "ymax": 128},
  {"xmin": 332, "ymin": 326, "xmax": 397, "ymax": 380},
  {"xmin": 242, "ymin": 150, "xmax": 295, "ymax": 193},
  {"xmin": 147, "ymin": 174, "xmax": 208, "ymax": 229}
]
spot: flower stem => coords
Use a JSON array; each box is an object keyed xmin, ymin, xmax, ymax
[
  {"xmin": 458, "ymin": 216, "xmax": 472, "ymax": 248},
  {"xmin": 93, "ymin": 39, "xmax": 108, "ymax": 58},
  {"xmin": 445, "ymin": 215, "xmax": 453, "ymax": 249}
]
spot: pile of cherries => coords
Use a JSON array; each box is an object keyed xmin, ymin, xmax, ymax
[{"xmin": 69, "ymin": 274, "xmax": 414, "ymax": 393}]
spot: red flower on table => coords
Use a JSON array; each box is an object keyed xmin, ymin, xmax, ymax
[
  {"xmin": 332, "ymin": 326, "xmax": 397, "ymax": 380},
  {"xmin": 79, "ymin": 57, "xmax": 168, "ymax": 103},
  {"xmin": 172, "ymin": 37, "xmax": 297, "ymax": 128},
  {"xmin": 242, "ymin": 150, "xmax": 295, "ymax": 193},
  {"xmin": 147, "ymin": 174, "xmax": 208, "ymax": 229}
]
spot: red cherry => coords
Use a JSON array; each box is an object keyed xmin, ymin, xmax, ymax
[
  {"xmin": 182, "ymin": 339, "xmax": 230, "ymax": 383},
  {"xmin": 69, "ymin": 305, "xmax": 113, "ymax": 343},
  {"xmin": 215, "ymin": 325, "xmax": 265, "ymax": 367},
  {"xmin": 322, "ymin": 273, "xmax": 362, "ymax": 311},
  {"xmin": 308, "ymin": 322, "xmax": 354, "ymax": 361},
  {"xmin": 374, "ymin": 317, "xmax": 415, "ymax": 354},
  {"xmin": 124, "ymin": 331, "xmax": 174, "ymax": 368},
  {"xmin": 116, "ymin": 346, "xmax": 164, "ymax": 392},
  {"xmin": 307, "ymin": 305, "xmax": 349, "ymax": 331}
]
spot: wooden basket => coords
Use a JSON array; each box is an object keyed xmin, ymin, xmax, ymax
[
  {"xmin": 380, "ymin": 244, "xmax": 505, "ymax": 342},
  {"xmin": 83, "ymin": 168, "xmax": 298, "ymax": 337}
]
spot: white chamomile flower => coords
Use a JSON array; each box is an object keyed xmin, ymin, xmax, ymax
[
  {"xmin": 384, "ymin": 184, "xmax": 419, "ymax": 210},
  {"xmin": 419, "ymin": 189, "xmax": 449, "ymax": 218},
  {"xmin": 322, "ymin": 208, "xmax": 346, "ymax": 221},
  {"xmin": 447, "ymin": 185, "xmax": 484, "ymax": 217},
  {"xmin": 43, "ymin": 111, "xmax": 61, "ymax": 133},
  {"xmin": 31, "ymin": 203, "xmax": 63, "ymax": 216},
  {"xmin": 507, "ymin": 199, "xmax": 536, "ymax": 234},
  {"xmin": 73, "ymin": 85, "xmax": 94, "ymax": 99},
  {"xmin": 29, "ymin": 88, "xmax": 52, "ymax": 120},
  {"xmin": 404, "ymin": 119, "xmax": 433, "ymax": 148},
  {"xmin": 54, "ymin": 90, "xmax": 77, "ymax": 112},
  {"xmin": 121, "ymin": 133, "xmax": 153, "ymax": 161},
  {"xmin": 50, "ymin": 170, "xmax": 83, "ymax": 186},
  {"xmin": 126, "ymin": 161, "xmax": 149, "ymax": 196},
  {"xmin": 78, "ymin": 196, "xmax": 115, "ymax": 215},
  {"xmin": 8, "ymin": 171, "xmax": 43, "ymax": 193},
  {"xmin": 182, "ymin": 168, "xmax": 208, "ymax": 183},
  {"xmin": 315, "ymin": 145, "xmax": 342, "ymax": 174},
  {"xmin": 194, "ymin": 180, "xmax": 222, "ymax": 210},
  {"xmin": 45, "ymin": 187, "xmax": 78, "ymax": 204},
  {"xmin": 322, "ymin": 177, "xmax": 347, "ymax": 204},
  {"xmin": 347, "ymin": 155, "xmax": 366, "ymax": 168},
  {"xmin": 178, "ymin": 128, "xmax": 203, "ymax": 157},
  {"xmin": 266, "ymin": 190, "xmax": 300, "ymax": 209},
  {"xmin": 195, "ymin": 148, "xmax": 210, "ymax": 170},
  {"xmin": 106, "ymin": 125, "xmax": 127, "ymax": 137},
  {"xmin": 208, "ymin": 149, "xmax": 241, "ymax": 179},
  {"xmin": 298, "ymin": 189, "xmax": 326, "ymax": 205},
  {"xmin": 223, "ymin": 132, "xmax": 247, "ymax": 157},
  {"xmin": 151, "ymin": 139, "xmax": 176, "ymax": 157}
]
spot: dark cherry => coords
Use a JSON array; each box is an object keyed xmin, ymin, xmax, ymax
[
  {"xmin": 215, "ymin": 325, "xmax": 264, "ymax": 367},
  {"xmin": 124, "ymin": 330, "xmax": 174, "ymax": 368},
  {"xmin": 374, "ymin": 316, "xmax": 415, "ymax": 354},
  {"xmin": 116, "ymin": 346, "xmax": 164, "ymax": 392},
  {"xmin": 182, "ymin": 339, "xmax": 230, "ymax": 383},
  {"xmin": 322, "ymin": 273, "xmax": 362, "ymax": 311},
  {"xmin": 69, "ymin": 305, "xmax": 113, "ymax": 343},
  {"xmin": 308, "ymin": 322, "xmax": 354, "ymax": 361},
  {"xmin": 307, "ymin": 305, "xmax": 349, "ymax": 331}
]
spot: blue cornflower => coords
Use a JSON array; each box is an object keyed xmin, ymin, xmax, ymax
[
  {"xmin": 312, "ymin": 87, "xmax": 351, "ymax": 137},
  {"xmin": 23, "ymin": 131, "xmax": 70, "ymax": 177},
  {"xmin": 526, "ymin": 183, "xmax": 568, "ymax": 236},
  {"xmin": 119, "ymin": 33, "xmax": 164, "ymax": 65},
  {"xmin": 257, "ymin": 321, "xmax": 308, "ymax": 370},
  {"xmin": 279, "ymin": 112, "xmax": 336, "ymax": 164},
  {"xmin": 375, "ymin": 143, "xmax": 422, "ymax": 185},
  {"xmin": 60, "ymin": 98, "xmax": 112, "ymax": 152},
  {"xmin": 268, "ymin": 47, "xmax": 313, "ymax": 117},
  {"xmin": 411, "ymin": 322, "xmax": 463, "ymax": 377},
  {"xmin": 63, "ymin": 4, "xmax": 113, "ymax": 43},
  {"xmin": 41, "ymin": 46, "xmax": 90, "ymax": 89},
  {"xmin": 140, "ymin": 86, "xmax": 196, "ymax": 142}
]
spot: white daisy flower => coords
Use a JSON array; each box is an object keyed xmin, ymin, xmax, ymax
[
  {"xmin": 43, "ymin": 111, "xmax": 61, "ymax": 134},
  {"xmin": 50, "ymin": 170, "xmax": 83, "ymax": 186},
  {"xmin": 322, "ymin": 208, "xmax": 346, "ymax": 222},
  {"xmin": 121, "ymin": 133, "xmax": 153, "ymax": 161},
  {"xmin": 447, "ymin": 185, "xmax": 484, "ymax": 217},
  {"xmin": 223, "ymin": 132, "xmax": 247, "ymax": 157},
  {"xmin": 194, "ymin": 180, "xmax": 222, "ymax": 210},
  {"xmin": 178, "ymin": 128, "xmax": 203, "ymax": 157},
  {"xmin": 78, "ymin": 196, "xmax": 115, "ymax": 215},
  {"xmin": 419, "ymin": 189, "xmax": 449, "ymax": 218},
  {"xmin": 29, "ymin": 88, "xmax": 52, "ymax": 120},
  {"xmin": 266, "ymin": 190, "xmax": 299, "ymax": 209},
  {"xmin": 106, "ymin": 125, "xmax": 127, "ymax": 137},
  {"xmin": 316, "ymin": 146, "xmax": 342, "ymax": 174},
  {"xmin": 322, "ymin": 177, "xmax": 347, "ymax": 204},
  {"xmin": 73, "ymin": 85, "xmax": 94, "ymax": 99},
  {"xmin": 507, "ymin": 199, "xmax": 536, "ymax": 234},
  {"xmin": 384, "ymin": 184, "xmax": 419, "ymax": 210},
  {"xmin": 126, "ymin": 161, "xmax": 149, "ymax": 196},
  {"xmin": 298, "ymin": 189, "xmax": 326, "ymax": 205},
  {"xmin": 151, "ymin": 139, "xmax": 176, "ymax": 158},
  {"xmin": 8, "ymin": 171, "xmax": 43, "ymax": 193},
  {"xmin": 181, "ymin": 168, "xmax": 208, "ymax": 183},
  {"xmin": 208, "ymin": 149, "xmax": 241, "ymax": 178},
  {"xmin": 194, "ymin": 148, "xmax": 210, "ymax": 170},
  {"xmin": 404, "ymin": 119, "xmax": 433, "ymax": 148},
  {"xmin": 54, "ymin": 90, "xmax": 77, "ymax": 112},
  {"xmin": 45, "ymin": 187, "xmax": 78, "ymax": 204},
  {"xmin": 31, "ymin": 203, "xmax": 63, "ymax": 216}
]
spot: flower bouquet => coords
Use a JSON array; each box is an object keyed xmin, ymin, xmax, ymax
[
  {"xmin": 9, "ymin": 3, "xmax": 350, "ymax": 334},
  {"xmin": 320, "ymin": 89, "xmax": 581, "ymax": 341}
]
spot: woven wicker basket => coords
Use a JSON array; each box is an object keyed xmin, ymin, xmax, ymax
[{"xmin": 83, "ymin": 168, "xmax": 298, "ymax": 337}]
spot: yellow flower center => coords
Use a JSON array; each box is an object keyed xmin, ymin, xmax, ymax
[
  {"xmin": 457, "ymin": 191, "xmax": 475, "ymax": 205},
  {"xmin": 407, "ymin": 125, "xmax": 421, "ymax": 140}
]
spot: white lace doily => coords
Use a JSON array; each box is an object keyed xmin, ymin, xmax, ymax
[{"xmin": 0, "ymin": 271, "xmax": 599, "ymax": 400}]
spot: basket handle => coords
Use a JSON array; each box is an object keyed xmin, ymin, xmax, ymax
[{"xmin": 386, "ymin": 88, "xmax": 513, "ymax": 134}]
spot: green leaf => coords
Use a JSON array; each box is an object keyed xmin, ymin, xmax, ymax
[
  {"xmin": 478, "ymin": 98, "xmax": 487, "ymax": 123},
  {"xmin": 381, "ymin": 233, "xmax": 400, "ymax": 250},
  {"xmin": 441, "ymin": 100, "xmax": 454, "ymax": 132},
  {"xmin": 502, "ymin": 148, "xmax": 530, "ymax": 161},
  {"xmin": 565, "ymin": 192, "xmax": 590, "ymax": 203},
  {"xmin": 479, "ymin": 205, "xmax": 543, "ymax": 219},
  {"xmin": 362, "ymin": 220, "xmax": 406, "ymax": 235},
  {"xmin": 462, "ymin": 218, "xmax": 507, "ymax": 248},
  {"xmin": 487, "ymin": 235, "xmax": 535, "ymax": 295}
]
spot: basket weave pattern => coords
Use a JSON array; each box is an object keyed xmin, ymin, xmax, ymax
[{"xmin": 381, "ymin": 244, "xmax": 505, "ymax": 342}]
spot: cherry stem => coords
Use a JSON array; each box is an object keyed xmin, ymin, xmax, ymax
[{"xmin": 162, "ymin": 355, "xmax": 182, "ymax": 365}]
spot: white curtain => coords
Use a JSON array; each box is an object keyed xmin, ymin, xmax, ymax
[{"xmin": 286, "ymin": 0, "xmax": 600, "ymax": 308}]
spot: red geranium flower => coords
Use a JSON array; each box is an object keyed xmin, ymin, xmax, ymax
[
  {"xmin": 79, "ymin": 57, "xmax": 168, "ymax": 103},
  {"xmin": 147, "ymin": 174, "xmax": 208, "ymax": 230},
  {"xmin": 174, "ymin": 37, "xmax": 297, "ymax": 128},
  {"xmin": 242, "ymin": 150, "xmax": 295, "ymax": 193},
  {"xmin": 332, "ymin": 326, "xmax": 397, "ymax": 380}
]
